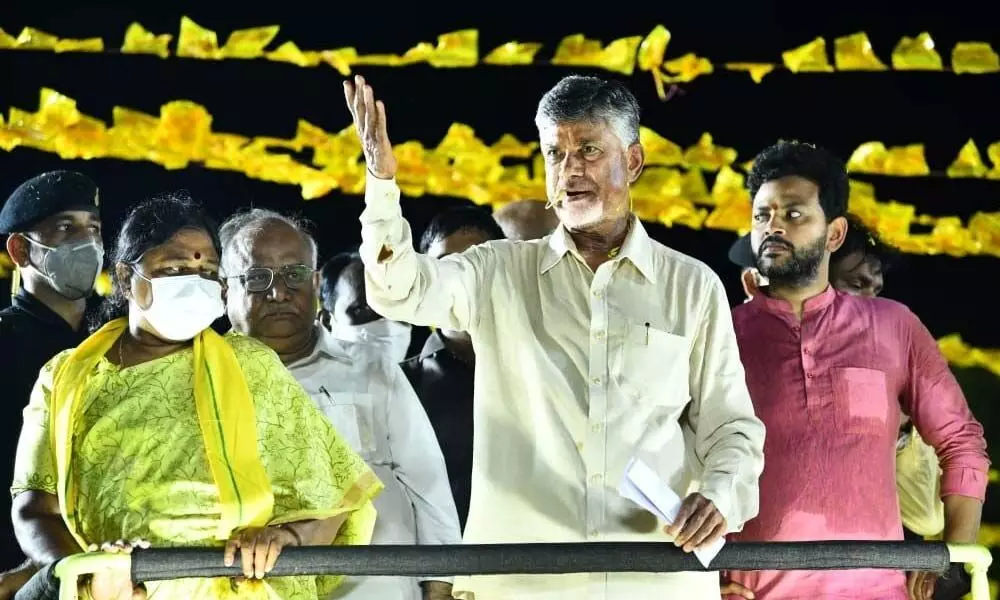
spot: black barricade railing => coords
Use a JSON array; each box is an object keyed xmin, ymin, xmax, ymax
[{"xmin": 52, "ymin": 542, "xmax": 993, "ymax": 600}]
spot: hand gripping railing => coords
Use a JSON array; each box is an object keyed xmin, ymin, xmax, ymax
[{"xmin": 52, "ymin": 541, "xmax": 993, "ymax": 600}]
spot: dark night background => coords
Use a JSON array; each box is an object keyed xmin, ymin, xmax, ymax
[{"xmin": 2, "ymin": 0, "xmax": 999, "ymax": 574}]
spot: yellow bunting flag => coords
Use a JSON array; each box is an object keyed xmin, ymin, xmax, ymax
[
  {"xmin": 662, "ymin": 53, "xmax": 713, "ymax": 83},
  {"xmin": 220, "ymin": 26, "xmax": 280, "ymax": 59},
  {"xmin": 951, "ymin": 42, "xmax": 1000, "ymax": 74},
  {"xmin": 847, "ymin": 142, "xmax": 930, "ymax": 176},
  {"xmin": 947, "ymin": 139, "xmax": 989, "ymax": 178},
  {"xmin": 724, "ymin": 63, "xmax": 777, "ymax": 83},
  {"xmin": 176, "ymin": 16, "xmax": 221, "ymax": 59},
  {"xmin": 988, "ymin": 142, "xmax": 1000, "ymax": 179},
  {"xmin": 782, "ymin": 37, "xmax": 834, "ymax": 73},
  {"xmin": 834, "ymin": 32, "xmax": 888, "ymax": 71},
  {"xmin": 637, "ymin": 25, "xmax": 672, "ymax": 99},
  {"xmin": 551, "ymin": 33, "xmax": 642, "ymax": 75},
  {"xmin": 2, "ymin": 88, "xmax": 999, "ymax": 259},
  {"xmin": 121, "ymin": 22, "xmax": 172, "ymax": 58},
  {"xmin": 892, "ymin": 32, "xmax": 943, "ymax": 70},
  {"xmin": 483, "ymin": 41, "xmax": 543, "ymax": 65}
]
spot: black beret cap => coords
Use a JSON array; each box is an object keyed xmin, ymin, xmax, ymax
[
  {"xmin": 0, "ymin": 170, "xmax": 100, "ymax": 234},
  {"xmin": 728, "ymin": 233, "xmax": 756, "ymax": 269}
]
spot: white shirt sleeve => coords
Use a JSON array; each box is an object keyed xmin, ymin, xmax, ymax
[
  {"xmin": 685, "ymin": 274, "xmax": 766, "ymax": 531},
  {"xmin": 360, "ymin": 173, "xmax": 493, "ymax": 331},
  {"xmin": 385, "ymin": 361, "xmax": 462, "ymax": 583}
]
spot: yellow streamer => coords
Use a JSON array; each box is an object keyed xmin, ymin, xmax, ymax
[
  {"xmin": 834, "ymin": 32, "xmax": 888, "ymax": 71},
  {"xmin": 782, "ymin": 37, "xmax": 834, "ymax": 73},
  {"xmin": 892, "ymin": 32, "xmax": 944, "ymax": 70},
  {"xmin": 951, "ymin": 42, "xmax": 1000, "ymax": 75},
  {"xmin": 121, "ymin": 23, "xmax": 172, "ymax": 58},
  {"xmin": 2, "ymin": 88, "xmax": 998, "ymax": 259},
  {"xmin": 3, "ymin": 21, "xmax": 999, "ymax": 102},
  {"xmin": 947, "ymin": 139, "xmax": 990, "ymax": 178},
  {"xmin": 551, "ymin": 33, "xmax": 642, "ymax": 75},
  {"xmin": 847, "ymin": 142, "xmax": 930, "ymax": 176},
  {"xmin": 483, "ymin": 41, "xmax": 543, "ymax": 65}
]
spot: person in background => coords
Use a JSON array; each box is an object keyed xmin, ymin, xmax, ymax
[
  {"xmin": 11, "ymin": 194, "xmax": 380, "ymax": 600},
  {"xmin": 723, "ymin": 141, "xmax": 987, "ymax": 600},
  {"xmin": 222, "ymin": 209, "xmax": 460, "ymax": 600},
  {"xmin": 401, "ymin": 206, "xmax": 506, "ymax": 531},
  {"xmin": 318, "ymin": 253, "xmax": 413, "ymax": 363},
  {"xmin": 0, "ymin": 171, "xmax": 104, "ymax": 593},
  {"xmin": 345, "ymin": 73, "xmax": 765, "ymax": 599},
  {"xmin": 492, "ymin": 199, "xmax": 559, "ymax": 241}
]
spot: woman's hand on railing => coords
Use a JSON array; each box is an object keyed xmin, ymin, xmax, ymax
[
  {"xmin": 85, "ymin": 540, "xmax": 150, "ymax": 600},
  {"xmin": 223, "ymin": 526, "xmax": 299, "ymax": 580}
]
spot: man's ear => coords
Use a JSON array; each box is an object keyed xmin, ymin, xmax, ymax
[
  {"xmin": 827, "ymin": 215, "xmax": 848, "ymax": 253},
  {"xmin": 627, "ymin": 143, "xmax": 645, "ymax": 184},
  {"xmin": 6, "ymin": 234, "xmax": 31, "ymax": 268},
  {"xmin": 318, "ymin": 309, "xmax": 332, "ymax": 332}
]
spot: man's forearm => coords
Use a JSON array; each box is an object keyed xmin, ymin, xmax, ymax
[{"xmin": 942, "ymin": 494, "xmax": 983, "ymax": 543}]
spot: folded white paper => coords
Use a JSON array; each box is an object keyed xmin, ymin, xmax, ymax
[{"xmin": 618, "ymin": 457, "xmax": 725, "ymax": 568}]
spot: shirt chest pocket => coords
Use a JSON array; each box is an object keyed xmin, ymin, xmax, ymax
[
  {"xmin": 315, "ymin": 391, "xmax": 377, "ymax": 458},
  {"xmin": 830, "ymin": 367, "xmax": 892, "ymax": 435},
  {"xmin": 613, "ymin": 322, "xmax": 690, "ymax": 406}
]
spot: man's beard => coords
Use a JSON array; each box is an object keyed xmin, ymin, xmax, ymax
[{"xmin": 755, "ymin": 233, "xmax": 827, "ymax": 288}]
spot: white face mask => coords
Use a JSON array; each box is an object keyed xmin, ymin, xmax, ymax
[
  {"xmin": 132, "ymin": 272, "xmax": 225, "ymax": 341},
  {"xmin": 332, "ymin": 318, "xmax": 412, "ymax": 362}
]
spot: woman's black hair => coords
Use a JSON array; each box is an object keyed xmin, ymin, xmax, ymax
[{"xmin": 91, "ymin": 191, "xmax": 221, "ymax": 330}]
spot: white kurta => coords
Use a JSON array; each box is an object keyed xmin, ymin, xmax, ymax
[
  {"xmin": 359, "ymin": 173, "xmax": 766, "ymax": 599},
  {"xmin": 288, "ymin": 327, "xmax": 461, "ymax": 600}
]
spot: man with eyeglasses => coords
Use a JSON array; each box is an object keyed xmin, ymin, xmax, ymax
[{"xmin": 219, "ymin": 208, "xmax": 460, "ymax": 600}]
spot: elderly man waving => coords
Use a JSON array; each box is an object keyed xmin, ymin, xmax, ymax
[{"xmin": 344, "ymin": 74, "xmax": 766, "ymax": 599}]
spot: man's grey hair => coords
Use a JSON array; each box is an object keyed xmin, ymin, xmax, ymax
[
  {"xmin": 219, "ymin": 208, "xmax": 318, "ymax": 277},
  {"xmin": 534, "ymin": 75, "xmax": 641, "ymax": 146}
]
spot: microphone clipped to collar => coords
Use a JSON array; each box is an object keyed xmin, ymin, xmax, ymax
[{"xmin": 544, "ymin": 190, "xmax": 567, "ymax": 210}]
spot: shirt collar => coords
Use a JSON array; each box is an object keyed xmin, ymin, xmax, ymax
[
  {"xmin": 291, "ymin": 325, "xmax": 354, "ymax": 367},
  {"xmin": 419, "ymin": 330, "xmax": 447, "ymax": 360},
  {"xmin": 751, "ymin": 284, "xmax": 837, "ymax": 315},
  {"xmin": 540, "ymin": 216, "xmax": 657, "ymax": 283}
]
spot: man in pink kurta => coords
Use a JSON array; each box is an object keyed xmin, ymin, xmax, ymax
[{"xmin": 724, "ymin": 141, "xmax": 988, "ymax": 600}]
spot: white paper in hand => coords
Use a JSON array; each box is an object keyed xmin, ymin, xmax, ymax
[{"xmin": 618, "ymin": 457, "xmax": 725, "ymax": 568}]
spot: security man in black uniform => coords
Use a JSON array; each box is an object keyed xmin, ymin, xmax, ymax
[{"xmin": 0, "ymin": 171, "xmax": 103, "ymax": 594}]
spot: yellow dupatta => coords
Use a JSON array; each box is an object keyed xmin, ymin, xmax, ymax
[{"xmin": 50, "ymin": 317, "xmax": 274, "ymax": 547}]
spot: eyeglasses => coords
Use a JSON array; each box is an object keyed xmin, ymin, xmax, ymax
[{"xmin": 228, "ymin": 264, "xmax": 313, "ymax": 293}]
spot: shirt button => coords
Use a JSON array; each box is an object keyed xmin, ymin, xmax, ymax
[
  {"xmin": 576, "ymin": 442, "xmax": 584, "ymax": 451},
  {"xmin": 591, "ymin": 377, "xmax": 602, "ymax": 385},
  {"xmin": 807, "ymin": 373, "xmax": 814, "ymax": 379},
  {"xmin": 592, "ymin": 423, "xmax": 603, "ymax": 433},
  {"xmin": 593, "ymin": 290, "xmax": 603, "ymax": 298},
  {"xmin": 590, "ymin": 474, "xmax": 603, "ymax": 485},
  {"xmin": 594, "ymin": 330, "xmax": 605, "ymax": 340},
  {"xmin": 589, "ymin": 530, "xmax": 600, "ymax": 539}
]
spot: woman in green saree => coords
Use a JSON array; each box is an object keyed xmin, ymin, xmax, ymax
[{"xmin": 11, "ymin": 193, "xmax": 382, "ymax": 599}]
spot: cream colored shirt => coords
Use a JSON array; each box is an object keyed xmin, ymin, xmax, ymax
[{"xmin": 360, "ymin": 173, "xmax": 766, "ymax": 599}]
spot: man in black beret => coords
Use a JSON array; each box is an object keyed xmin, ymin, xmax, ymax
[{"xmin": 0, "ymin": 171, "xmax": 103, "ymax": 589}]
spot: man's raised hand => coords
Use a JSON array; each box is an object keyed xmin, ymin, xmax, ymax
[{"xmin": 344, "ymin": 74, "xmax": 397, "ymax": 180}]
